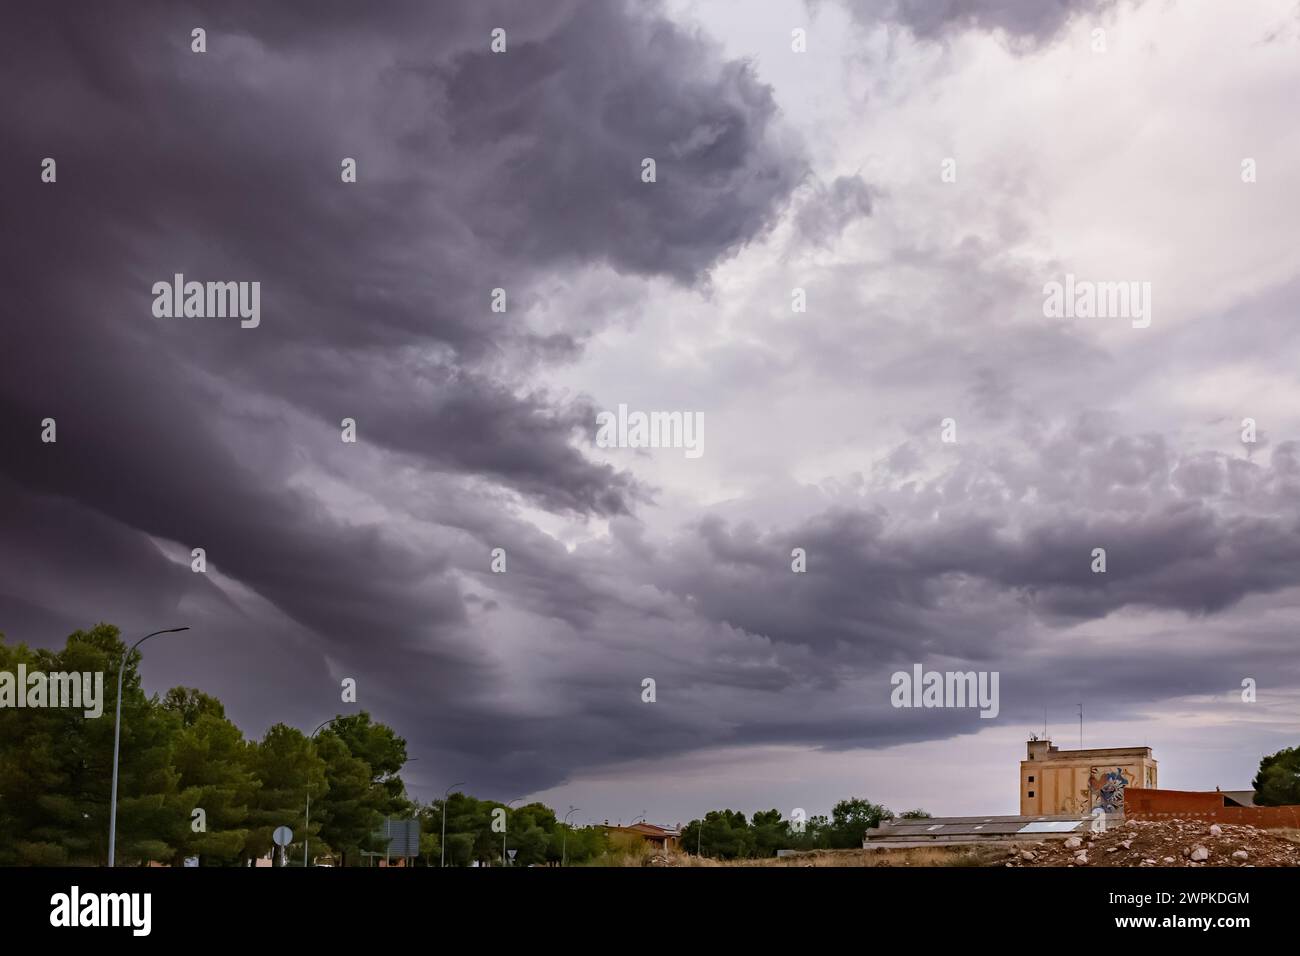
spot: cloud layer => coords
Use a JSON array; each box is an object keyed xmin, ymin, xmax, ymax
[{"xmin": 3, "ymin": 0, "xmax": 1298, "ymax": 818}]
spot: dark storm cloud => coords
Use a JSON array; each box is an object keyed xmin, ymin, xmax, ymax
[
  {"xmin": 0, "ymin": 0, "xmax": 804, "ymax": 793},
  {"xmin": 0, "ymin": 0, "xmax": 801, "ymax": 510},
  {"xmin": 441, "ymin": 1, "xmax": 804, "ymax": 283},
  {"xmin": 2, "ymin": 0, "xmax": 1293, "ymax": 813}
]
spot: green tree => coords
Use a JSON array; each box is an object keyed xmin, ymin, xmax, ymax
[
  {"xmin": 508, "ymin": 802, "xmax": 557, "ymax": 865},
  {"xmin": 681, "ymin": 809, "xmax": 754, "ymax": 859},
  {"xmin": 0, "ymin": 625, "xmax": 180, "ymax": 865},
  {"xmin": 163, "ymin": 687, "xmax": 258, "ymax": 865},
  {"xmin": 311, "ymin": 713, "xmax": 411, "ymax": 866},
  {"xmin": 546, "ymin": 822, "xmax": 607, "ymax": 865},
  {"xmin": 245, "ymin": 723, "xmax": 327, "ymax": 865},
  {"xmin": 786, "ymin": 813, "xmax": 832, "ymax": 850},
  {"xmin": 445, "ymin": 831, "xmax": 475, "ymax": 866},
  {"xmin": 313, "ymin": 733, "xmax": 381, "ymax": 865},
  {"xmin": 324, "ymin": 713, "xmax": 409, "ymax": 815},
  {"xmin": 423, "ymin": 791, "xmax": 499, "ymax": 866},
  {"xmin": 829, "ymin": 797, "xmax": 893, "ymax": 848},
  {"xmin": 750, "ymin": 808, "xmax": 789, "ymax": 856},
  {"xmin": 1252, "ymin": 746, "xmax": 1300, "ymax": 806}
]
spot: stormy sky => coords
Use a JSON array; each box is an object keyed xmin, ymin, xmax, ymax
[{"xmin": 3, "ymin": 0, "xmax": 1299, "ymax": 826}]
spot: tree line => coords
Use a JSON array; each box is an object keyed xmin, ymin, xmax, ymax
[
  {"xmin": 680, "ymin": 799, "xmax": 931, "ymax": 860},
  {"xmin": 0, "ymin": 624, "xmax": 618, "ymax": 867},
  {"xmin": 1, "ymin": 624, "xmax": 410, "ymax": 866}
]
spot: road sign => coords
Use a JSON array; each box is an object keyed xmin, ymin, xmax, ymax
[
  {"xmin": 507, "ymin": 849, "xmax": 517, "ymax": 862},
  {"xmin": 273, "ymin": 826, "xmax": 294, "ymax": 847},
  {"xmin": 183, "ymin": 856, "xmax": 199, "ymax": 868},
  {"xmin": 376, "ymin": 818, "xmax": 421, "ymax": 858}
]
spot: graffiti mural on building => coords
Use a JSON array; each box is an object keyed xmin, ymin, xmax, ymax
[{"xmin": 1089, "ymin": 766, "xmax": 1131, "ymax": 813}]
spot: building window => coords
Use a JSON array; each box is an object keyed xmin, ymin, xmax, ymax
[
  {"xmin": 1027, "ymin": 776, "xmax": 1035, "ymax": 783},
  {"xmin": 1027, "ymin": 790, "xmax": 1035, "ymax": 798}
]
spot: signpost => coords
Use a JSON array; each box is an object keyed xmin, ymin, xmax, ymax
[
  {"xmin": 363, "ymin": 818, "xmax": 421, "ymax": 867},
  {"xmin": 273, "ymin": 826, "xmax": 293, "ymax": 868}
]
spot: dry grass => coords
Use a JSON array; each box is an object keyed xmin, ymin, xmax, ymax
[
  {"xmin": 711, "ymin": 846, "xmax": 1007, "ymax": 867},
  {"xmin": 598, "ymin": 844, "xmax": 1008, "ymax": 867},
  {"xmin": 588, "ymin": 824, "xmax": 1300, "ymax": 867}
]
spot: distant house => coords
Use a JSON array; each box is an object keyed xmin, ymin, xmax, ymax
[{"xmin": 601, "ymin": 822, "xmax": 680, "ymax": 853}]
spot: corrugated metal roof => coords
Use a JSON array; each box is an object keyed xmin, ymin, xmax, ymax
[{"xmin": 864, "ymin": 813, "xmax": 1091, "ymax": 844}]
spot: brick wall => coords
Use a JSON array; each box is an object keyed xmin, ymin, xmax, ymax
[{"xmin": 1124, "ymin": 788, "xmax": 1300, "ymax": 829}]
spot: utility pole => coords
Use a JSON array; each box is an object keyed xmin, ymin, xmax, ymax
[
  {"xmin": 1077, "ymin": 702, "xmax": 1083, "ymax": 750},
  {"xmin": 304, "ymin": 717, "xmax": 343, "ymax": 868},
  {"xmin": 109, "ymin": 626, "xmax": 190, "ymax": 867},
  {"xmin": 441, "ymin": 782, "xmax": 465, "ymax": 867},
  {"xmin": 562, "ymin": 806, "xmax": 580, "ymax": 867}
]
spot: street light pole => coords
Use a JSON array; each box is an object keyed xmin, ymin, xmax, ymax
[
  {"xmin": 303, "ymin": 717, "xmax": 341, "ymax": 868},
  {"xmin": 441, "ymin": 782, "xmax": 464, "ymax": 868},
  {"xmin": 108, "ymin": 626, "xmax": 190, "ymax": 868},
  {"xmin": 562, "ymin": 806, "xmax": 580, "ymax": 867}
]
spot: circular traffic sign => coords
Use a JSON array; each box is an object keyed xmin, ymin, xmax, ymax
[{"xmin": 273, "ymin": 826, "xmax": 294, "ymax": 847}]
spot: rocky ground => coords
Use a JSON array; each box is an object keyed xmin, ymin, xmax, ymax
[{"xmin": 1004, "ymin": 819, "xmax": 1300, "ymax": 867}]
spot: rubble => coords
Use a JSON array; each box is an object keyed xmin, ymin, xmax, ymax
[{"xmin": 1006, "ymin": 819, "xmax": 1300, "ymax": 867}]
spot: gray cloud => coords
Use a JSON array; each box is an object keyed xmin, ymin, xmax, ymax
[
  {"xmin": 0, "ymin": 0, "xmax": 804, "ymax": 794},
  {"xmin": 838, "ymin": 0, "xmax": 1121, "ymax": 44},
  {"xmin": 1, "ymin": 0, "xmax": 1296, "ymax": 817},
  {"xmin": 792, "ymin": 174, "xmax": 876, "ymax": 247}
]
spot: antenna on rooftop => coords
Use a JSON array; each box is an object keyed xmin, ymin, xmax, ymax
[{"xmin": 1077, "ymin": 702, "xmax": 1083, "ymax": 749}]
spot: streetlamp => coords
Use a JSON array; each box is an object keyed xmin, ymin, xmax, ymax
[
  {"xmin": 441, "ymin": 782, "xmax": 465, "ymax": 868},
  {"xmin": 108, "ymin": 626, "xmax": 190, "ymax": 867},
  {"xmin": 562, "ymin": 806, "xmax": 580, "ymax": 868},
  {"xmin": 502, "ymin": 798, "xmax": 523, "ymax": 866},
  {"xmin": 303, "ymin": 717, "xmax": 342, "ymax": 868}
]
